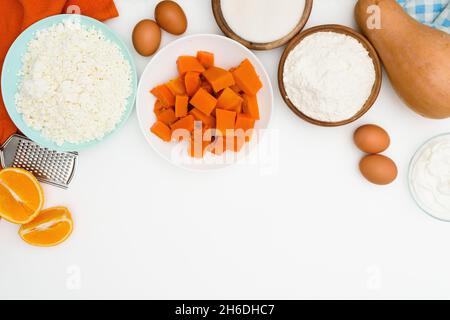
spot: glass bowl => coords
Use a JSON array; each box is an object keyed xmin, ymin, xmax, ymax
[{"xmin": 408, "ymin": 133, "xmax": 450, "ymax": 222}]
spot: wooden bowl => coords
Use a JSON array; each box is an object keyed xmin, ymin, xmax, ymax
[
  {"xmin": 211, "ymin": 0, "xmax": 313, "ymax": 50},
  {"xmin": 278, "ymin": 24, "xmax": 383, "ymax": 127}
]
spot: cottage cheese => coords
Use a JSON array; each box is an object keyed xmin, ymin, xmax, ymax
[
  {"xmin": 15, "ymin": 19, "xmax": 132, "ymax": 146},
  {"xmin": 283, "ymin": 32, "xmax": 376, "ymax": 122}
]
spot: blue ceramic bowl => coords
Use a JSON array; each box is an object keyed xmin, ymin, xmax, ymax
[{"xmin": 1, "ymin": 14, "xmax": 137, "ymax": 152}]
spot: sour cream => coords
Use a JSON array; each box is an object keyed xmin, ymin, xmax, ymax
[
  {"xmin": 221, "ymin": 0, "xmax": 306, "ymax": 43},
  {"xmin": 409, "ymin": 134, "xmax": 450, "ymax": 221}
]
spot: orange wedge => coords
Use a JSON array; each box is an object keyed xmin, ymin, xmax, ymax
[
  {"xmin": 19, "ymin": 206, "xmax": 73, "ymax": 247},
  {"xmin": 0, "ymin": 168, "xmax": 44, "ymax": 224}
]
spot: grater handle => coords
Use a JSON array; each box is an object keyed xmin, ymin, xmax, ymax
[
  {"xmin": 0, "ymin": 139, "xmax": 5, "ymax": 222},
  {"xmin": 0, "ymin": 134, "xmax": 21, "ymax": 169},
  {"xmin": 0, "ymin": 138, "xmax": 7, "ymax": 169},
  {"xmin": 0, "ymin": 140, "xmax": 5, "ymax": 222}
]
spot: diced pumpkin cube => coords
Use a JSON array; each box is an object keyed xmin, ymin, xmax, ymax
[
  {"xmin": 175, "ymin": 95, "xmax": 189, "ymax": 118},
  {"xmin": 235, "ymin": 113, "xmax": 255, "ymax": 130},
  {"xmin": 190, "ymin": 107, "xmax": 216, "ymax": 128},
  {"xmin": 196, "ymin": 51, "xmax": 215, "ymax": 69},
  {"xmin": 166, "ymin": 77, "xmax": 186, "ymax": 96},
  {"xmin": 154, "ymin": 100, "xmax": 164, "ymax": 115},
  {"xmin": 216, "ymin": 108, "xmax": 237, "ymax": 136},
  {"xmin": 235, "ymin": 113, "xmax": 255, "ymax": 142},
  {"xmin": 184, "ymin": 72, "xmax": 201, "ymax": 97},
  {"xmin": 170, "ymin": 115, "xmax": 195, "ymax": 132},
  {"xmin": 202, "ymin": 67, "xmax": 235, "ymax": 92},
  {"xmin": 217, "ymin": 87, "xmax": 243, "ymax": 112},
  {"xmin": 157, "ymin": 108, "xmax": 177, "ymax": 125},
  {"xmin": 151, "ymin": 84, "xmax": 175, "ymax": 107},
  {"xmin": 151, "ymin": 121, "xmax": 172, "ymax": 142},
  {"xmin": 190, "ymin": 88, "xmax": 217, "ymax": 115},
  {"xmin": 232, "ymin": 59, "xmax": 263, "ymax": 95},
  {"xmin": 177, "ymin": 56, "xmax": 205, "ymax": 75},
  {"xmin": 243, "ymin": 94, "xmax": 260, "ymax": 120}
]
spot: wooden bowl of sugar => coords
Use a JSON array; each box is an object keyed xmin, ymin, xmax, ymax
[
  {"xmin": 278, "ymin": 24, "xmax": 382, "ymax": 127},
  {"xmin": 212, "ymin": 0, "xmax": 313, "ymax": 50}
]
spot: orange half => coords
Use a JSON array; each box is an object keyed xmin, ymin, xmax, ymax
[
  {"xmin": 0, "ymin": 168, "xmax": 44, "ymax": 224},
  {"xmin": 19, "ymin": 206, "xmax": 73, "ymax": 247}
]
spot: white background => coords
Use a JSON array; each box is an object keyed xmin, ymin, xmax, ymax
[{"xmin": 1, "ymin": 0, "xmax": 450, "ymax": 299}]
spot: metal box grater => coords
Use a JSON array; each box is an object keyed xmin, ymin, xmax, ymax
[{"xmin": 0, "ymin": 134, "xmax": 77, "ymax": 189}]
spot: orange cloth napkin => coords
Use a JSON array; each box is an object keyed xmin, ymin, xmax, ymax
[{"xmin": 0, "ymin": 0, "xmax": 119, "ymax": 144}]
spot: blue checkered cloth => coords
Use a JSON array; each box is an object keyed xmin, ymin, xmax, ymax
[{"xmin": 397, "ymin": 0, "xmax": 450, "ymax": 33}]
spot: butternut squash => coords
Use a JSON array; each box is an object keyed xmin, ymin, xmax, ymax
[
  {"xmin": 166, "ymin": 77, "xmax": 186, "ymax": 96},
  {"xmin": 150, "ymin": 84, "xmax": 175, "ymax": 107},
  {"xmin": 235, "ymin": 114, "xmax": 255, "ymax": 142},
  {"xmin": 242, "ymin": 94, "xmax": 260, "ymax": 120},
  {"xmin": 157, "ymin": 108, "xmax": 177, "ymax": 126},
  {"xmin": 184, "ymin": 72, "xmax": 201, "ymax": 97},
  {"xmin": 170, "ymin": 115, "xmax": 195, "ymax": 132},
  {"xmin": 151, "ymin": 121, "xmax": 172, "ymax": 142},
  {"xmin": 355, "ymin": 0, "xmax": 450, "ymax": 119},
  {"xmin": 153, "ymin": 100, "xmax": 164, "ymax": 115},
  {"xmin": 177, "ymin": 56, "xmax": 205, "ymax": 75},
  {"xmin": 190, "ymin": 108, "xmax": 216, "ymax": 128},
  {"xmin": 197, "ymin": 51, "xmax": 215, "ymax": 69},
  {"xmin": 231, "ymin": 59, "xmax": 262, "ymax": 96},
  {"xmin": 190, "ymin": 88, "xmax": 217, "ymax": 115},
  {"xmin": 202, "ymin": 67, "xmax": 235, "ymax": 92},
  {"xmin": 216, "ymin": 88, "xmax": 243, "ymax": 112},
  {"xmin": 216, "ymin": 109, "xmax": 237, "ymax": 136},
  {"xmin": 175, "ymin": 95, "xmax": 189, "ymax": 118}
]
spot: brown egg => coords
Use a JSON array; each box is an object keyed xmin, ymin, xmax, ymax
[
  {"xmin": 359, "ymin": 154, "xmax": 398, "ymax": 185},
  {"xmin": 354, "ymin": 124, "xmax": 390, "ymax": 153},
  {"xmin": 155, "ymin": 1, "xmax": 187, "ymax": 35},
  {"xmin": 132, "ymin": 19, "xmax": 161, "ymax": 56}
]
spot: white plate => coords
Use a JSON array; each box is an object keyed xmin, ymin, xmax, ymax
[{"xmin": 136, "ymin": 34, "xmax": 273, "ymax": 170}]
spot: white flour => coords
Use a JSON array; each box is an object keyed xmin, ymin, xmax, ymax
[
  {"xmin": 221, "ymin": 0, "xmax": 305, "ymax": 43},
  {"xmin": 283, "ymin": 32, "xmax": 376, "ymax": 122},
  {"xmin": 16, "ymin": 19, "xmax": 132, "ymax": 146}
]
